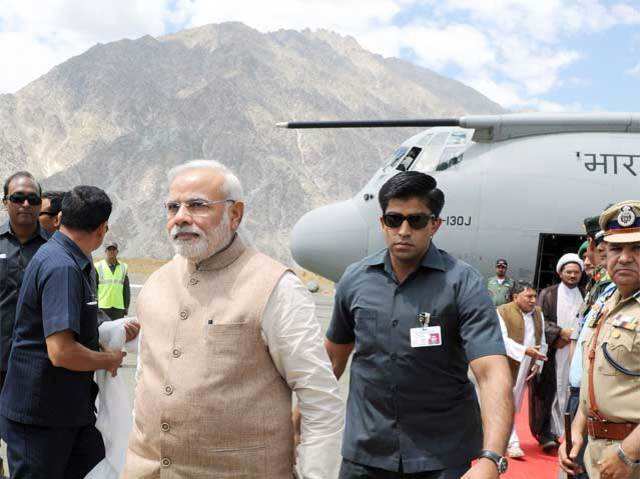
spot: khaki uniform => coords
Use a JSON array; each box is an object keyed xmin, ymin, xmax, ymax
[
  {"xmin": 580, "ymin": 290, "xmax": 640, "ymax": 479},
  {"xmin": 122, "ymin": 237, "xmax": 295, "ymax": 478}
]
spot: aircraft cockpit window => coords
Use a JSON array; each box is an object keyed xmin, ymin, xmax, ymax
[
  {"xmin": 385, "ymin": 146, "xmax": 409, "ymax": 169},
  {"xmin": 396, "ymin": 146, "xmax": 422, "ymax": 171},
  {"xmin": 411, "ymin": 132, "xmax": 448, "ymax": 172}
]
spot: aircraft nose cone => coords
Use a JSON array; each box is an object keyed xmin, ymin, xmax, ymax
[{"xmin": 290, "ymin": 200, "xmax": 368, "ymax": 282}]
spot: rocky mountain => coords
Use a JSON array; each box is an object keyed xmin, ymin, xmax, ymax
[{"xmin": 0, "ymin": 22, "xmax": 504, "ymax": 261}]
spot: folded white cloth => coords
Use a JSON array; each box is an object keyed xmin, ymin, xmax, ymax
[{"xmin": 85, "ymin": 318, "xmax": 138, "ymax": 479}]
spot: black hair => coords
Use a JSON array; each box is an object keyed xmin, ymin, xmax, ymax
[
  {"xmin": 509, "ymin": 280, "xmax": 536, "ymax": 300},
  {"xmin": 41, "ymin": 191, "xmax": 66, "ymax": 215},
  {"xmin": 3, "ymin": 171, "xmax": 41, "ymax": 198},
  {"xmin": 378, "ymin": 171, "xmax": 445, "ymax": 216},
  {"xmin": 60, "ymin": 186, "xmax": 112, "ymax": 232}
]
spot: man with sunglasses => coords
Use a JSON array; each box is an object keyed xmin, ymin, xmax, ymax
[
  {"xmin": 38, "ymin": 190, "xmax": 65, "ymax": 234},
  {"xmin": 488, "ymin": 259, "xmax": 514, "ymax": 307},
  {"xmin": 0, "ymin": 171, "xmax": 49, "ymax": 476},
  {"xmin": 326, "ymin": 171, "xmax": 512, "ymax": 478}
]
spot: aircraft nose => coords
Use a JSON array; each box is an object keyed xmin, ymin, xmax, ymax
[{"xmin": 290, "ymin": 200, "xmax": 369, "ymax": 282}]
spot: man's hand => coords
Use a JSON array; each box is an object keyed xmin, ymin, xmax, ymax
[
  {"xmin": 555, "ymin": 337, "xmax": 570, "ymax": 349},
  {"xmin": 461, "ymin": 458, "xmax": 499, "ymax": 479},
  {"xmin": 525, "ymin": 346, "xmax": 547, "ymax": 361},
  {"xmin": 124, "ymin": 321, "xmax": 140, "ymax": 343},
  {"xmin": 558, "ymin": 433, "xmax": 584, "ymax": 475},
  {"xmin": 526, "ymin": 364, "xmax": 540, "ymax": 382},
  {"xmin": 103, "ymin": 348, "xmax": 126, "ymax": 377},
  {"xmin": 598, "ymin": 446, "xmax": 634, "ymax": 479}
]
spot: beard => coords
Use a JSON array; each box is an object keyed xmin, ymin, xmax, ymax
[{"xmin": 169, "ymin": 211, "xmax": 234, "ymax": 262}]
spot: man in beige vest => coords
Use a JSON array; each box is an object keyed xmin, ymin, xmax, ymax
[
  {"xmin": 560, "ymin": 200, "xmax": 640, "ymax": 479},
  {"xmin": 496, "ymin": 280, "xmax": 547, "ymax": 459},
  {"xmin": 122, "ymin": 159, "xmax": 344, "ymax": 478}
]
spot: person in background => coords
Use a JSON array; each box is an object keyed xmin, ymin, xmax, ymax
[
  {"xmin": 563, "ymin": 214, "xmax": 615, "ymax": 479},
  {"xmin": 95, "ymin": 242, "xmax": 130, "ymax": 320},
  {"xmin": 38, "ymin": 190, "xmax": 65, "ymax": 234},
  {"xmin": 0, "ymin": 171, "xmax": 49, "ymax": 477},
  {"xmin": 497, "ymin": 280, "xmax": 547, "ymax": 459},
  {"xmin": 530, "ymin": 254, "xmax": 584, "ymax": 451},
  {"xmin": 487, "ymin": 259, "xmax": 515, "ymax": 307}
]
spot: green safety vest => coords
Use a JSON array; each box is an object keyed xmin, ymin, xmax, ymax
[{"xmin": 95, "ymin": 259, "xmax": 128, "ymax": 310}]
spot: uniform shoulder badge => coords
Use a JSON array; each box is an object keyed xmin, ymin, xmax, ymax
[{"xmin": 617, "ymin": 205, "xmax": 637, "ymax": 228}]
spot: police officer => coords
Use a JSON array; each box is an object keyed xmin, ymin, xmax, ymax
[
  {"xmin": 560, "ymin": 200, "xmax": 640, "ymax": 479},
  {"xmin": 0, "ymin": 186, "xmax": 127, "ymax": 479},
  {"xmin": 325, "ymin": 171, "xmax": 513, "ymax": 479},
  {"xmin": 487, "ymin": 259, "xmax": 514, "ymax": 307},
  {"xmin": 95, "ymin": 241, "xmax": 130, "ymax": 320}
]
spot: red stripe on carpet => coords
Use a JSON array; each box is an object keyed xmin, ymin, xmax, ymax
[{"xmin": 503, "ymin": 396, "xmax": 559, "ymax": 479}]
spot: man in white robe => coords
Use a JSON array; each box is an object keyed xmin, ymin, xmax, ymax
[
  {"xmin": 534, "ymin": 253, "xmax": 584, "ymax": 450},
  {"xmin": 497, "ymin": 281, "xmax": 548, "ymax": 458}
]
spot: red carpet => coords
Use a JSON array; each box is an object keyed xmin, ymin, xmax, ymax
[{"xmin": 504, "ymin": 396, "xmax": 560, "ymax": 479}]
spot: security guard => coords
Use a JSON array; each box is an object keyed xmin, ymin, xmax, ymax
[
  {"xmin": 487, "ymin": 259, "xmax": 514, "ymax": 306},
  {"xmin": 326, "ymin": 171, "xmax": 512, "ymax": 478},
  {"xmin": 0, "ymin": 186, "xmax": 127, "ymax": 479},
  {"xmin": 560, "ymin": 200, "xmax": 640, "ymax": 479},
  {"xmin": 95, "ymin": 241, "xmax": 130, "ymax": 320}
]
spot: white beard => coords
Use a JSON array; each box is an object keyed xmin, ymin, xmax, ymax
[{"xmin": 169, "ymin": 211, "xmax": 234, "ymax": 262}]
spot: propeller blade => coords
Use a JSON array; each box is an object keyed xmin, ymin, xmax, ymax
[{"xmin": 276, "ymin": 119, "xmax": 461, "ymax": 129}]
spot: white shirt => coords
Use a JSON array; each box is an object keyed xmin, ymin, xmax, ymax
[
  {"xmin": 261, "ymin": 272, "xmax": 344, "ymax": 479},
  {"xmin": 497, "ymin": 308, "xmax": 547, "ymax": 410}
]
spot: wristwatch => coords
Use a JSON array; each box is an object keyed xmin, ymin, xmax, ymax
[
  {"xmin": 617, "ymin": 444, "xmax": 640, "ymax": 469},
  {"xmin": 478, "ymin": 450, "xmax": 508, "ymax": 474}
]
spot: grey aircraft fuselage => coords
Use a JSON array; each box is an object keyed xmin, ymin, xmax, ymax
[{"xmin": 287, "ymin": 113, "xmax": 640, "ymax": 283}]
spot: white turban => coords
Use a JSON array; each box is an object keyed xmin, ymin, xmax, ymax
[{"xmin": 556, "ymin": 253, "xmax": 584, "ymax": 274}]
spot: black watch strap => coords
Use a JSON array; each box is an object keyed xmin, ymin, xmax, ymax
[{"xmin": 478, "ymin": 449, "xmax": 508, "ymax": 474}]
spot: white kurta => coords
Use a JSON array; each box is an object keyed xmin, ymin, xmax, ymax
[
  {"xmin": 498, "ymin": 310, "xmax": 547, "ymax": 410},
  {"xmin": 551, "ymin": 283, "xmax": 583, "ymax": 437},
  {"xmin": 498, "ymin": 308, "xmax": 547, "ymax": 448}
]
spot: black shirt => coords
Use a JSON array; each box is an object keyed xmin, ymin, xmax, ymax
[
  {"xmin": 327, "ymin": 243, "xmax": 506, "ymax": 473},
  {"xmin": 0, "ymin": 231, "xmax": 100, "ymax": 427},
  {"xmin": 0, "ymin": 221, "xmax": 49, "ymax": 372}
]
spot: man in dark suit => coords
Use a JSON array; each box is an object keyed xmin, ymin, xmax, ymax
[
  {"xmin": 530, "ymin": 253, "xmax": 584, "ymax": 450},
  {"xmin": 0, "ymin": 186, "xmax": 129, "ymax": 479}
]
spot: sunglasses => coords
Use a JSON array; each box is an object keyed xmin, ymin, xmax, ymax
[
  {"xmin": 5, "ymin": 192, "xmax": 42, "ymax": 206},
  {"xmin": 39, "ymin": 211, "xmax": 57, "ymax": 217},
  {"xmin": 382, "ymin": 212, "xmax": 435, "ymax": 229}
]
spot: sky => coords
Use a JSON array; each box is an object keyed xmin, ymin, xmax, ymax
[{"xmin": 1, "ymin": 0, "xmax": 639, "ymax": 112}]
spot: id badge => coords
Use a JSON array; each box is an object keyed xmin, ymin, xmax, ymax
[{"xmin": 410, "ymin": 326, "xmax": 442, "ymax": 348}]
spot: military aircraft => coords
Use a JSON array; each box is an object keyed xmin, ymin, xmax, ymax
[{"xmin": 279, "ymin": 113, "xmax": 640, "ymax": 288}]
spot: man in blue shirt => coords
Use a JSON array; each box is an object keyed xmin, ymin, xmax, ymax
[
  {"xmin": 0, "ymin": 185, "xmax": 127, "ymax": 479},
  {"xmin": 326, "ymin": 171, "xmax": 513, "ymax": 479}
]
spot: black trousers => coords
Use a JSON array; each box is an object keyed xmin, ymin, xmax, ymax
[
  {"xmin": 566, "ymin": 387, "xmax": 589, "ymax": 479},
  {"xmin": 0, "ymin": 416, "xmax": 105, "ymax": 479},
  {"xmin": 339, "ymin": 458, "xmax": 470, "ymax": 479}
]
